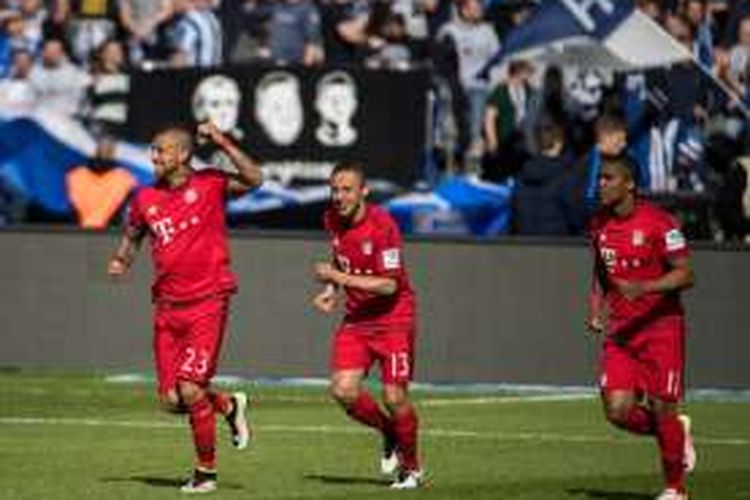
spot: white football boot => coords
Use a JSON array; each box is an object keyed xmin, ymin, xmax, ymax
[
  {"xmin": 678, "ymin": 414, "xmax": 696, "ymax": 473},
  {"xmin": 180, "ymin": 470, "xmax": 217, "ymax": 494},
  {"xmin": 655, "ymin": 488, "xmax": 687, "ymax": 500},
  {"xmin": 226, "ymin": 392, "xmax": 250, "ymax": 450},
  {"xmin": 380, "ymin": 434, "xmax": 399, "ymax": 475},
  {"xmin": 390, "ymin": 469, "xmax": 424, "ymax": 490}
]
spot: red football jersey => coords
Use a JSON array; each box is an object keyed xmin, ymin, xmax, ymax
[
  {"xmin": 127, "ymin": 169, "xmax": 237, "ymax": 303},
  {"xmin": 324, "ymin": 204, "xmax": 416, "ymax": 327},
  {"xmin": 589, "ymin": 201, "xmax": 689, "ymax": 331}
]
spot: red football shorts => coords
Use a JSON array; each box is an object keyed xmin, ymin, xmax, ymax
[
  {"xmin": 331, "ymin": 323, "xmax": 416, "ymax": 385},
  {"xmin": 600, "ymin": 315, "xmax": 685, "ymax": 403},
  {"xmin": 153, "ymin": 296, "xmax": 230, "ymax": 396}
]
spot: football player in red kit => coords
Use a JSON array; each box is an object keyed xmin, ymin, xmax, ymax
[
  {"xmin": 312, "ymin": 162, "xmax": 422, "ymax": 489},
  {"xmin": 108, "ymin": 122, "xmax": 263, "ymax": 493},
  {"xmin": 588, "ymin": 157, "xmax": 696, "ymax": 500}
]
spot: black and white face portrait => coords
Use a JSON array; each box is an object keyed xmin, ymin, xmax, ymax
[
  {"xmin": 254, "ymin": 71, "xmax": 304, "ymax": 146},
  {"xmin": 315, "ymin": 71, "xmax": 358, "ymax": 147},
  {"xmin": 192, "ymin": 74, "xmax": 243, "ymax": 137}
]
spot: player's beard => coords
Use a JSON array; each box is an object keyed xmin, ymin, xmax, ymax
[
  {"xmin": 337, "ymin": 198, "xmax": 363, "ymax": 224},
  {"xmin": 155, "ymin": 160, "xmax": 179, "ymax": 182}
]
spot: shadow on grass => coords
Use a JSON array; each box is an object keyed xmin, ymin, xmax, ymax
[
  {"xmin": 566, "ymin": 487, "xmax": 653, "ymax": 499},
  {"xmin": 101, "ymin": 475, "xmax": 243, "ymax": 490},
  {"xmin": 303, "ymin": 473, "xmax": 391, "ymax": 486}
]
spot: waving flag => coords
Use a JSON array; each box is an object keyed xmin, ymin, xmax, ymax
[
  {"xmin": 482, "ymin": 0, "xmax": 690, "ymax": 74},
  {"xmin": 0, "ymin": 110, "xmax": 153, "ymax": 214}
]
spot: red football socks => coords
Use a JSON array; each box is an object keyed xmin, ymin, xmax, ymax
[
  {"xmin": 207, "ymin": 390, "xmax": 232, "ymax": 416},
  {"xmin": 392, "ymin": 403, "xmax": 420, "ymax": 472},
  {"xmin": 622, "ymin": 405, "xmax": 656, "ymax": 435},
  {"xmin": 656, "ymin": 413, "xmax": 686, "ymax": 492},
  {"xmin": 346, "ymin": 391, "xmax": 391, "ymax": 433},
  {"xmin": 188, "ymin": 396, "xmax": 217, "ymax": 470}
]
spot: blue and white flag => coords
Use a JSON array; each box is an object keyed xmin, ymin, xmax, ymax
[
  {"xmin": 0, "ymin": 109, "xmax": 333, "ymax": 219},
  {"xmin": 0, "ymin": 110, "xmax": 153, "ymax": 214},
  {"xmin": 482, "ymin": 0, "xmax": 690, "ymax": 75},
  {"xmin": 386, "ymin": 176, "xmax": 515, "ymax": 236}
]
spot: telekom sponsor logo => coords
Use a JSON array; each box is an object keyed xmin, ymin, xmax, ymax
[{"xmin": 152, "ymin": 218, "xmax": 176, "ymax": 245}]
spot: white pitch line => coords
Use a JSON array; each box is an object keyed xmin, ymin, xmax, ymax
[
  {"xmin": 1, "ymin": 416, "xmax": 748, "ymax": 447},
  {"xmin": 421, "ymin": 394, "xmax": 595, "ymax": 406}
]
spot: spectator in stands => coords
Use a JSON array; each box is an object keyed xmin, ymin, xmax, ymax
[
  {"xmin": 365, "ymin": 11, "xmax": 412, "ymax": 70},
  {"xmin": 318, "ymin": 0, "xmax": 372, "ymax": 65},
  {"xmin": 0, "ymin": 10, "xmax": 33, "ymax": 78},
  {"xmin": 219, "ymin": 0, "xmax": 271, "ymax": 64},
  {"xmin": 722, "ymin": 0, "xmax": 750, "ymax": 46},
  {"xmin": 482, "ymin": 59, "xmax": 536, "ymax": 181},
  {"xmin": 683, "ymin": 0, "xmax": 714, "ymax": 68},
  {"xmin": 86, "ymin": 39, "xmax": 129, "ymax": 137},
  {"xmin": 168, "ymin": 0, "xmax": 223, "ymax": 68},
  {"xmin": 55, "ymin": 0, "xmax": 120, "ymax": 66},
  {"xmin": 390, "ymin": 0, "xmax": 437, "ymax": 60},
  {"xmin": 637, "ymin": 0, "xmax": 664, "ymax": 22},
  {"xmin": 727, "ymin": 15, "xmax": 750, "ymax": 101},
  {"xmin": 648, "ymin": 13, "xmax": 715, "ymax": 192},
  {"xmin": 29, "ymin": 37, "xmax": 91, "ymax": 116},
  {"xmin": 526, "ymin": 64, "xmax": 573, "ymax": 153},
  {"xmin": 0, "ymin": 48, "xmax": 35, "ymax": 111},
  {"xmin": 484, "ymin": 0, "xmax": 534, "ymax": 41},
  {"xmin": 391, "ymin": 0, "xmax": 436, "ymax": 42},
  {"xmin": 438, "ymin": 0, "xmax": 500, "ymax": 168},
  {"xmin": 15, "ymin": 0, "xmax": 45, "ymax": 53},
  {"xmin": 513, "ymin": 120, "xmax": 578, "ymax": 236},
  {"xmin": 266, "ymin": 0, "xmax": 324, "ymax": 66},
  {"xmin": 118, "ymin": 0, "xmax": 173, "ymax": 68},
  {"xmin": 657, "ymin": 13, "xmax": 713, "ymax": 121},
  {"xmin": 576, "ymin": 114, "xmax": 644, "ymax": 223}
]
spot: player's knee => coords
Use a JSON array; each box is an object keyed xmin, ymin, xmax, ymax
[
  {"xmin": 650, "ymin": 398, "xmax": 677, "ymax": 418},
  {"xmin": 177, "ymin": 380, "xmax": 203, "ymax": 405},
  {"xmin": 604, "ymin": 400, "xmax": 631, "ymax": 426},
  {"xmin": 159, "ymin": 390, "xmax": 184, "ymax": 413},
  {"xmin": 383, "ymin": 388, "xmax": 408, "ymax": 410},
  {"xmin": 329, "ymin": 380, "xmax": 359, "ymax": 406}
]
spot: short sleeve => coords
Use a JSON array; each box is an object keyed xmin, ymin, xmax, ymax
[
  {"xmin": 373, "ymin": 215, "xmax": 405, "ymax": 277},
  {"xmin": 655, "ymin": 212, "xmax": 690, "ymax": 261},
  {"xmin": 195, "ymin": 169, "xmax": 228, "ymax": 196},
  {"xmin": 126, "ymin": 191, "xmax": 146, "ymax": 234}
]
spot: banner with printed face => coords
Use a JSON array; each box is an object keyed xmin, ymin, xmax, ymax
[{"xmin": 126, "ymin": 64, "xmax": 431, "ymax": 187}]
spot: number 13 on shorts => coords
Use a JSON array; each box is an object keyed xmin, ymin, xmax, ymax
[{"xmin": 387, "ymin": 351, "xmax": 411, "ymax": 382}]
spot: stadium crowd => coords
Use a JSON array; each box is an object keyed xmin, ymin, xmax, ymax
[{"xmin": 0, "ymin": 0, "xmax": 748, "ymax": 241}]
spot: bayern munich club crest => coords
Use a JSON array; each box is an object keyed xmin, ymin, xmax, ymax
[
  {"xmin": 632, "ymin": 230, "xmax": 644, "ymax": 246},
  {"xmin": 184, "ymin": 188, "xmax": 199, "ymax": 204},
  {"xmin": 361, "ymin": 240, "xmax": 373, "ymax": 255}
]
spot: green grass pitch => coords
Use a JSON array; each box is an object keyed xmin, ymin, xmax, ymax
[{"xmin": 0, "ymin": 372, "xmax": 748, "ymax": 499}]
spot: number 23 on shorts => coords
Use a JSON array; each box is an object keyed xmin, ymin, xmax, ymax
[{"xmin": 180, "ymin": 347, "xmax": 210, "ymax": 377}]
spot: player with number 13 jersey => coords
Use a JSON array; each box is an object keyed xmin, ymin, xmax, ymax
[{"xmin": 313, "ymin": 163, "xmax": 422, "ymax": 489}]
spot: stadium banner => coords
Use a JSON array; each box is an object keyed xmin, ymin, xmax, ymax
[{"xmin": 126, "ymin": 64, "xmax": 432, "ymax": 188}]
